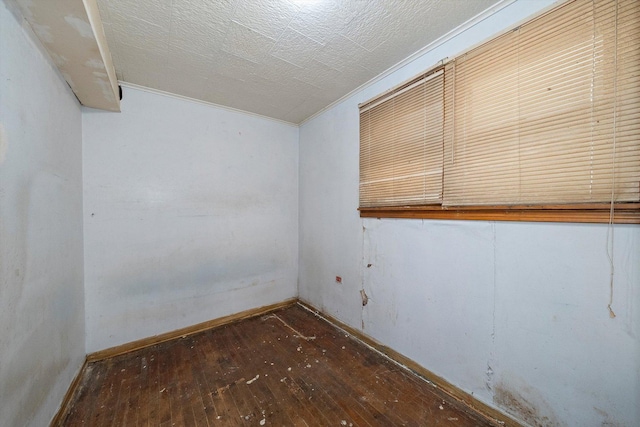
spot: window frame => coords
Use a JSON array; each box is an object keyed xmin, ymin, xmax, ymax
[
  {"xmin": 359, "ymin": 203, "xmax": 640, "ymax": 224},
  {"xmin": 358, "ymin": 0, "xmax": 640, "ymax": 225}
]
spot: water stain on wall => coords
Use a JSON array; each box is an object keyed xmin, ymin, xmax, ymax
[
  {"xmin": 594, "ymin": 406, "xmax": 623, "ymax": 427},
  {"xmin": 494, "ymin": 381, "xmax": 563, "ymax": 427}
]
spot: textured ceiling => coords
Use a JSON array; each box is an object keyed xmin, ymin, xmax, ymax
[{"xmin": 97, "ymin": 0, "xmax": 497, "ymax": 123}]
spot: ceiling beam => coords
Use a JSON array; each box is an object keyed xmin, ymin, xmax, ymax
[{"xmin": 13, "ymin": 0, "xmax": 120, "ymax": 111}]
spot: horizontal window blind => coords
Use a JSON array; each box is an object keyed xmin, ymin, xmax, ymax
[
  {"xmin": 359, "ymin": 70, "xmax": 444, "ymax": 207},
  {"xmin": 443, "ymin": 0, "xmax": 640, "ymax": 206}
]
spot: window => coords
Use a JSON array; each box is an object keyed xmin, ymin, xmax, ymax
[
  {"xmin": 359, "ymin": 0, "xmax": 640, "ymax": 223},
  {"xmin": 360, "ymin": 69, "xmax": 444, "ymax": 208}
]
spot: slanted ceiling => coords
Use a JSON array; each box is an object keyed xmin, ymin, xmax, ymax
[
  {"xmin": 13, "ymin": 0, "xmax": 120, "ymax": 111},
  {"xmin": 98, "ymin": 0, "xmax": 498, "ymax": 123}
]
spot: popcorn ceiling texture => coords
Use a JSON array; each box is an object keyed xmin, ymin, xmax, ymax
[{"xmin": 97, "ymin": 0, "xmax": 496, "ymax": 123}]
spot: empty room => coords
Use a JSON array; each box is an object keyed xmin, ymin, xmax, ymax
[{"xmin": 1, "ymin": 0, "xmax": 638, "ymax": 426}]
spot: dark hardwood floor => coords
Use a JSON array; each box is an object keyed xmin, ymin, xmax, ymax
[{"xmin": 60, "ymin": 304, "xmax": 495, "ymax": 426}]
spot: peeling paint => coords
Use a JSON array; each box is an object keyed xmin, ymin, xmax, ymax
[
  {"xmin": 298, "ymin": 2, "xmax": 640, "ymax": 427},
  {"xmin": 485, "ymin": 362, "xmax": 494, "ymax": 392},
  {"xmin": 360, "ymin": 289, "xmax": 369, "ymax": 306}
]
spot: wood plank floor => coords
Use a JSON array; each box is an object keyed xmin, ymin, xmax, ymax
[{"xmin": 60, "ymin": 304, "xmax": 495, "ymax": 426}]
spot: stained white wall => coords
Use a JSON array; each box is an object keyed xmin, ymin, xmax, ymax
[
  {"xmin": 0, "ymin": 2, "xmax": 85, "ymax": 426},
  {"xmin": 82, "ymin": 88, "xmax": 299, "ymax": 352},
  {"xmin": 299, "ymin": 1, "xmax": 640, "ymax": 426}
]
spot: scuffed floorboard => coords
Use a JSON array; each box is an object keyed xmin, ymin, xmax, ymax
[{"xmin": 60, "ymin": 305, "xmax": 494, "ymax": 426}]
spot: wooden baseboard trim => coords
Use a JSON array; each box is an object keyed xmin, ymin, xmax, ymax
[
  {"xmin": 50, "ymin": 358, "xmax": 89, "ymax": 427},
  {"xmin": 87, "ymin": 298, "xmax": 298, "ymax": 362},
  {"xmin": 297, "ymin": 300, "xmax": 522, "ymax": 427},
  {"xmin": 69, "ymin": 298, "xmax": 520, "ymax": 426}
]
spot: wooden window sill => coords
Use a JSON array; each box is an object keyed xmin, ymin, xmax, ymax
[{"xmin": 359, "ymin": 204, "xmax": 640, "ymax": 224}]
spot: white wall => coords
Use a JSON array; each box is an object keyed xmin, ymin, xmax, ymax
[
  {"xmin": 0, "ymin": 1, "xmax": 85, "ymax": 426},
  {"xmin": 82, "ymin": 88, "xmax": 299, "ymax": 352},
  {"xmin": 299, "ymin": 1, "xmax": 640, "ymax": 426}
]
